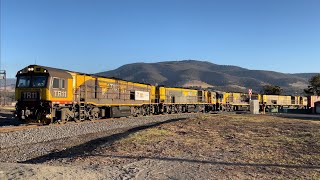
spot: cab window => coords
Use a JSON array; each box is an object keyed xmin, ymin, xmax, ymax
[
  {"xmin": 61, "ymin": 79, "xmax": 65, "ymax": 89},
  {"xmin": 52, "ymin": 78, "xmax": 60, "ymax": 88},
  {"xmin": 32, "ymin": 76, "xmax": 47, "ymax": 87},
  {"xmin": 17, "ymin": 76, "xmax": 31, "ymax": 87}
]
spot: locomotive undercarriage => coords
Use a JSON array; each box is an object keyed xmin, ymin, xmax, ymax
[
  {"xmin": 19, "ymin": 102, "xmax": 214, "ymax": 124},
  {"xmin": 55, "ymin": 103, "xmax": 211, "ymax": 122},
  {"xmin": 54, "ymin": 104, "xmax": 102, "ymax": 123},
  {"xmin": 16, "ymin": 99, "xmax": 215, "ymax": 124},
  {"xmin": 15, "ymin": 100, "xmax": 52, "ymax": 124},
  {"xmin": 15, "ymin": 99, "xmax": 255, "ymax": 124}
]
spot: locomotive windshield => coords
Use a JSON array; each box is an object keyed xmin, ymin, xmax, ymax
[
  {"xmin": 17, "ymin": 76, "xmax": 31, "ymax": 87},
  {"xmin": 32, "ymin": 76, "xmax": 47, "ymax": 87},
  {"xmin": 17, "ymin": 75, "xmax": 48, "ymax": 88}
]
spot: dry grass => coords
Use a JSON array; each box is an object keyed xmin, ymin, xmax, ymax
[
  {"xmin": 113, "ymin": 114, "xmax": 320, "ymax": 163},
  {"xmin": 84, "ymin": 114, "xmax": 320, "ymax": 178}
]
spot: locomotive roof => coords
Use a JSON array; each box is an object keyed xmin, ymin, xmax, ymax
[{"xmin": 17, "ymin": 65, "xmax": 72, "ymax": 79}]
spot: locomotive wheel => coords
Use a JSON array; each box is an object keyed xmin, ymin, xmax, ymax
[
  {"xmin": 132, "ymin": 106, "xmax": 140, "ymax": 117},
  {"xmin": 75, "ymin": 119, "xmax": 81, "ymax": 123},
  {"xmin": 145, "ymin": 106, "xmax": 150, "ymax": 116},
  {"xmin": 36, "ymin": 111, "xmax": 51, "ymax": 125},
  {"xmin": 141, "ymin": 106, "xmax": 147, "ymax": 116}
]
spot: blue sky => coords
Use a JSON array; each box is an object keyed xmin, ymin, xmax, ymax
[{"xmin": 1, "ymin": 0, "xmax": 320, "ymax": 78}]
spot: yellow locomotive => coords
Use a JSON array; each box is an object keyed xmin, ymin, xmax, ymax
[
  {"xmin": 259, "ymin": 95, "xmax": 307, "ymax": 111},
  {"xmin": 15, "ymin": 65, "xmax": 214, "ymax": 124},
  {"xmin": 15, "ymin": 65, "xmax": 156, "ymax": 123},
  {"xmin": 157, "ymin": 86, "xmax": 211, "ymax": 113}
]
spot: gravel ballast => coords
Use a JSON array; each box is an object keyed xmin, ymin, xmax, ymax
[{"xmin": 0, "ymin": 114, "xmax": 198, "ymax": 149}]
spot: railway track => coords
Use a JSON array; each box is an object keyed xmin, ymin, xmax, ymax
[
  {"xmin": 0, "ymin": 118, "xmax": 132, "ymax": 133},
  {"xmin": 0, "ymin": 118, "xmax": 127, "ymax": 133},
  {"xmin": 0, "ymin": 124, "xmax": 41, "ymax": 133}
]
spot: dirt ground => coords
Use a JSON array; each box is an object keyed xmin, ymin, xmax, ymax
[{"xmin": 1, "ymin": 113, "xmax": 320, "ymax": 179}]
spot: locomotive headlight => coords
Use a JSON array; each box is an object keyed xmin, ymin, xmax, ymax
[
  {"xmin": 44, "ymin": 70, "xmax": 47, "ymax": 73},
  {"xmin": 46, "ymin": 114, "xmax": 52, "ymax": 119},
  {"xmin": 28, "ymin": 67, "xmax": 34, "ymax": 71}
]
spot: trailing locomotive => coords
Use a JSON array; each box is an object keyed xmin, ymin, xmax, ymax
[{"xmin": 15, "ymin": 65, "xmax": 317, "ymax": 124}]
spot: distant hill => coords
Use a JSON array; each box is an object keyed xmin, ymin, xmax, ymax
[
  {"xmin": 97, "ymin": 60, "xmax": 318, "ymax": 95},
  {"xmin": 0, "ymin": 78, "xmax": 16, "ymax": 92},
  {"xmin": 290, "ymin": 73, "xmax": 319, "ymax": 80}
]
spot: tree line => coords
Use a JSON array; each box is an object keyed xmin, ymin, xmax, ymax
[{"xmin": 262, "ymin": 74, "xmax": 320, "ymax": 96}]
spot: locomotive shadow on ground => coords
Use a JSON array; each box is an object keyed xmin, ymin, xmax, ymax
[
  {"xmin": 22, "ymin": 117, "xmax": 320, "ymax": 170},
  {"xmin": 0, "ymin": 110, "xmax": 23, "ymax": 126},
  {"xmin": 271, "ymin": 113, "xmax": 320, "ymax": 121}
]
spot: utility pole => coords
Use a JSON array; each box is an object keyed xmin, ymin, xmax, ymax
[{"xmin": 0, "ymin": 70, "xmax": 6, "ymax": 106}]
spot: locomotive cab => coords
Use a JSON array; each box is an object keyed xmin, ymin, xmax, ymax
[
  {"xmin": 15, "ymin": 65, "xmax": 73, "ymax": 123},
  {"xmin": 15, "ymin": 65, "xmax": 51, "ymax": 122}
]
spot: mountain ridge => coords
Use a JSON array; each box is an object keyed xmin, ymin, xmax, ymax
[{"xmin": 97, "ymin": 60, "xmax": 317, "ymax": 95}]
